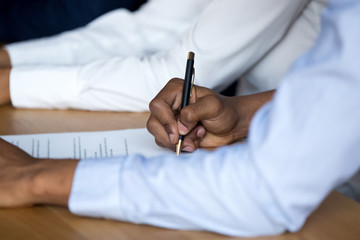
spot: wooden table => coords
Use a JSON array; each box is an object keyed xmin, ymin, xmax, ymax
[{"xmin": 0, "ymin": 105, "xmax": 360, "ymax": 240}]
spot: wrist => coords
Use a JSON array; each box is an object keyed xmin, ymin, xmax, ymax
[
  {"xmin": 230, "ymin": 96, "xmax": 253, "ymax": 140},
  {"xmin": 29, "ymin": 159, "xmax": 79, "ymax": 206},
  {"xmin": 233, "ymin": 90, "xmax": 275, "ymax": 138}
]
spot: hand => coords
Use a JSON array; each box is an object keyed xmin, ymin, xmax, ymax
[
  {"xmin": 0, "ymin": 68, "xmax": 11, "ymax": 105},
  {"xmin": 0, "ymin": 139, "xmax": 78, "ymax": 208},
  {"xmin": 0, "ymin": 49, "xmax": 11, "ymax": 68},
  {"xmin": 147, "ymin": 78, "xmax": 274, "ymax": 152}
]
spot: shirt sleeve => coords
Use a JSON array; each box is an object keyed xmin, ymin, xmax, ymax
[
  {"xmin": 5, "ymin": 0, "xmax": 207, "ymax": 66},
  {"xmin": 238, "ymin": 0, "xmax": 327, "ymax": 95},
  {"xmin": 69, "ymin": 1, "xmax": 360, "ymax": 236},
  {"xmin": 9, "ymin": 0, "xmax": 308, "ymax": 111}
]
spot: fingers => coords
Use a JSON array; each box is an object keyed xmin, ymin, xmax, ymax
[
  {"xmin": 181, "ymin": 125, "xmax": 206, "ymax": 152},
  {"xmin": 147, "ymin": 113, "xmax": 178, "ymax": 150},
  {"xmin": 147, "ymin": 79, "xmax": 185, "ymax": 149},
  {"xmin": 147, "ymin": 99, "xmax": 179, "ymax": 143},
  {"xmin": 147, "ymin": 78, "xmax": 221, "ymax": 151}
]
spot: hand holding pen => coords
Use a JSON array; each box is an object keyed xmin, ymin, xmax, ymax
[{"xmin": 147, "ymin": 52, "xmax": 268, "ymax": 154}]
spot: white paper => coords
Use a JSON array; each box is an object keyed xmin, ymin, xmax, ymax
[{"xmin": 0, "ymin": 128, "xmax": 173, "ymax": 159}]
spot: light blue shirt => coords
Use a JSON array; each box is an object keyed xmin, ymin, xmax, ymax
[{"xmin": 69, "ymin": 0, "xmax": 360, "ymax": 236}]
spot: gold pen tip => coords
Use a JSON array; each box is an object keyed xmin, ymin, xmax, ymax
[
  {"xmin": 176, "ymin": 140, "xmax": 182, "ymax": 156},
  {"xmin": 188, "ymin": 52, "xmax": 195, "ymax": 60}
]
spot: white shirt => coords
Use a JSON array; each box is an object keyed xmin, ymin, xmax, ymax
[
  {"xmin": 6, "ymin": 0, "xmax": 324, "ymax": 111},
  {"xmin": 68, "ymin": 0, "xmax": 360, "ymax": 237}
]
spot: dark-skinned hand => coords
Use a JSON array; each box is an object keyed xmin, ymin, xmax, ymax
[{"xmin": 147, "ymin": 78, "xmax": 274, "ymax": 153}]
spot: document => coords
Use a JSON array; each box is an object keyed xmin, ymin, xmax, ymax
[{"xmin": 1, "ymin": 128, "xmax": 173, "ymax": 159}]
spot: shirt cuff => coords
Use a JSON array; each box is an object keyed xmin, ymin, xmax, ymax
[
  {"xmin": 68, "ymin": 157, "xmax": 125, "ymax": 220},
  {"xmin": 5, "ymin": 38, "xmax": 72, "ymax": 67},
  {"xmin": 10, "ymin": 66, "xmax": 80, "ymax": 109}
]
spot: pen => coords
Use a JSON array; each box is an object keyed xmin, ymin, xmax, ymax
[{"xmin": 176, "ymin": 51, "xmax": 195, "ymax": 156}]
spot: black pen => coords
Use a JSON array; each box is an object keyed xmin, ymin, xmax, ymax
[{"xmin": 176, "ymin": 52, "xmax": 195, "ymax": 156}]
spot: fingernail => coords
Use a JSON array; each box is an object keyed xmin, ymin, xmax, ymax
[
  {"xmin": 169, "ymin": 133, "xmax": 176, "ymax": 143},
  {"xmin": 178, "ymin": 121, "xmax": 188, "ymax": 135},
  {"xmin": 196, "ymin": 128, "xmax": 205, "ymax": 138},
  {"xmin": 182, "ymin": 146, "xmax": 193, "ymax": 152}
]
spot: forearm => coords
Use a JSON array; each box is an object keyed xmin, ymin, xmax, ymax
[{"xmin": 0, "ymin": 49, "xmax": 11, "ymax": 68}]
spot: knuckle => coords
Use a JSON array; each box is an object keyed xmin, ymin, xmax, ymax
[
  {"xmin": 148, "ymin": 98, "xmax": 162, "ymax": 112},
  {"xmin": 169, "ymin": 78, "xmax": 182, "ymax": 85},
  {"xmin": 168, "ymin": 78, "xmax": 184, "ymax": 89}
]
